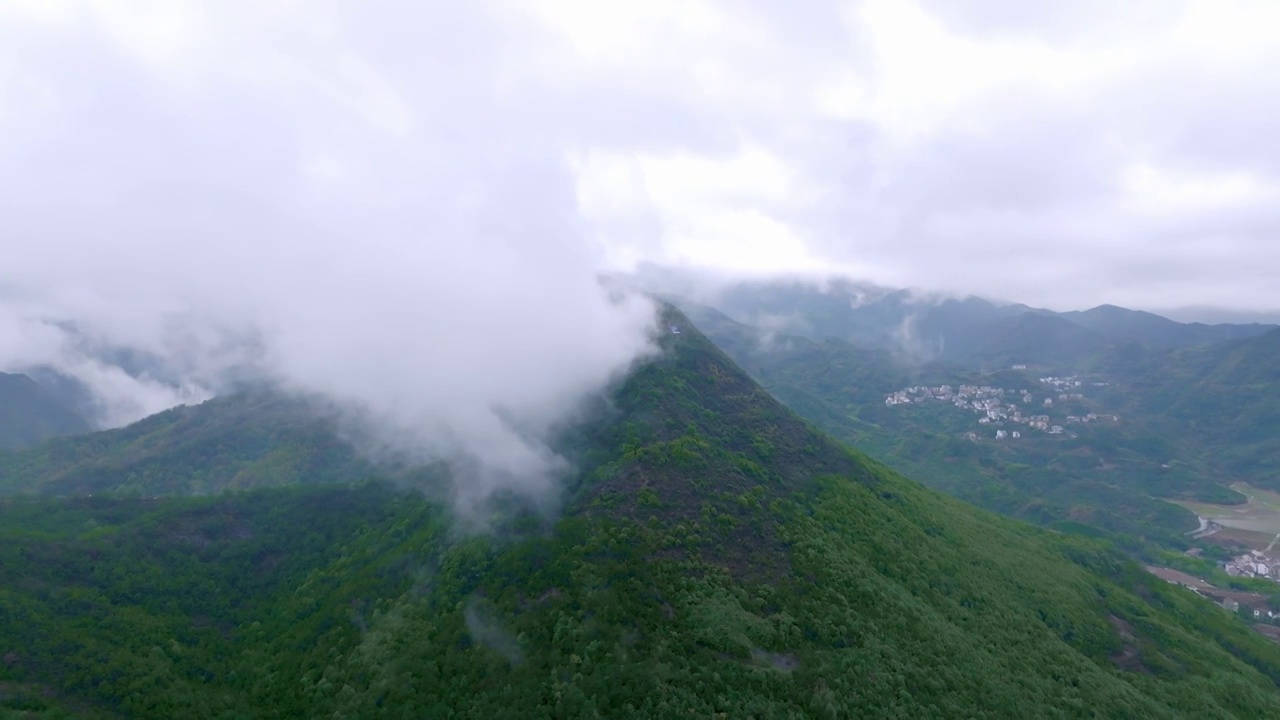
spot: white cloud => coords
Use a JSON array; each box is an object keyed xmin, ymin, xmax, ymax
[
  {"xmin": 0, "ymin": 0, "xmax": 660, "ymax": 517},
  {"xmin": 1119, "ymin": 163, "xmax": 1279, "ymax": 215},
  {"xmin": 85, "ymin": 0, "xmax": 211, "ymax": 69},
  {"xmin": 0, "ymin": 0, "xmax": 79, "ymax": 24},
  {"xmin": 2, "ymin": 0, "xmax": 1280, "ymax": 488},
  {"xmin": 573, "ymin": 143, "xmax": 841, "ymax": 275},
  {"xmin": 531, "ymin": 0, "xmax": 1280, "ymax": 310}
]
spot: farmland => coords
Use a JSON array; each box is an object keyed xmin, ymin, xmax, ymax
[{"xmin": 1175, "ymin": 483, "xmax": 1280, "ymax": 551}]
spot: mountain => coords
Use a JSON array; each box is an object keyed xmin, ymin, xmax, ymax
[
  {"xmin": 704, "ymin": 279, "xmax": 1025, "ymax": 360},
  {"xmin": 643, "ymin": 273, "xmax": 1277, "ymax": 366},
  {"xmin": 0, "ymin": 391, "xmax": 380, "ymax": 497},
  {"xmin": 946, "ymin": 312, "xmax": 1113, "ymax": 369},
  {"xmin": 4, "ymin": 309, "xmax": 1280, "ymax": 717},
  {"xmin": 1098, "ymin": 327, "xmax": 1280, "ymax": 487},
  {"xmin": 0, "ymin": 371, "xmax": 91, "ymax": 450},
  {"xmin": 675, "ymin": 302, "xmax": 1218, "ymax": 547},
  {"xmin": 1062, "ymin": 305, "xmax": 1273, "ymax": 350},
  {"xmin": 654, "ymin": 279, "xmax": 1280, "ymax": 546},
  {"xmin": 1155, "ymin": 306, "xmax": 1280, "ymax": 326},
  {"xmin": 677, "ymin": 293, "xmax": 1280, "ymax": 584}
]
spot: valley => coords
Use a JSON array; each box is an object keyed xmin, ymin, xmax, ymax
[{"xmin": 669, "ymin": 285, "xmax": 1280, "ymax": 557}]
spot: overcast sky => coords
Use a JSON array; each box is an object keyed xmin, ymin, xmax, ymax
[
  {"xmin": 2, "ymin": 0, "xmax": 1277, "ymax": 509},
  {"xmin": 569, "ymin": 0, "xmax": 1280, "ymax": 314},
  {"xmin": 5, "ymin": 1, "xmax": 1280, "ymax": 310},
  {"xmin": 0, "ymin": 0, "xmax": 674, "ymax": 512},
  {"xmin": 2, "ymin": 2, "xmax": 1280, "ymax": 405}
]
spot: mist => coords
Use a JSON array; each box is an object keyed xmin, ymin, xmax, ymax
[{"xmin": 0, "ymin": 2, "xmax": 658, "ymax": 513}]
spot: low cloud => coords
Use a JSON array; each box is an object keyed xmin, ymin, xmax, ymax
[
  {"xmin": 890, "ymin": 313, "xmax": 944, "ymax": 364},
  {"xmin": 464, "ymin": 598, "xmax": 524, "ymax": 666},
  {"xmin": 0, "ymin": 1, "xmax": 658, "ymax": 514},
  {"xmin": 5, "ymin": 0, "xmax": 1276, "ymax": 515}
]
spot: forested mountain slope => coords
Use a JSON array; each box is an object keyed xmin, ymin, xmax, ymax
[
  {"xmin": 1095, "ymin": 327, "xmax": 1280, "ymax": 488},
  {"xmin": 3, "ymin": 310, "xmax": 1280, "ymax": 718}
]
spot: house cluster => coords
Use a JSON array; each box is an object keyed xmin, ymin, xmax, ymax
[
  {"xmin": 885, "ymin": 384, "xmax": 1073, "ymax": 440},
  {"xmin": 1038, "ymin": 375, "xmax": 1085, "ymax": 392},
  {"xmin": 1225, "ymin": 550, "xmax": 1280, "ymax": 583},
  {"xmin": 1034, "ymin": 376, "xmax": 1121, "ymax": 423},
  {"xmin": 1065, "ymin": 412, "xmax": 1119, "ymax": 425},
  {"xmin": 966, "ymin": 429, "xmax": 1023, "ymax": 441},
  {"xmin": 884, "ymin": 374, "xmax": 1124, "ymax": 442},
  {"xmin": 884, "ymin": 384, "xmax": 1013, "ymax": 412}
]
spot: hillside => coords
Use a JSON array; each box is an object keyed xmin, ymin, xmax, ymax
[
  {"xmin": 0, "ymin": 391, "xmax": 378, "ymax": 497},
  {"xmin": 4, "ymin": 310, "xmax": 1280, "ymax": 717},
  {"xmin": 946, "ymin": 312, "xmax": 1116, "ymax": 370},
  {"xmin": 1098, "ymin": 328, "xmax": 1280, "ymax": 488},
  {"xmin": 0, "ymin": 371, "xmax": 90, "ymax": 451}
]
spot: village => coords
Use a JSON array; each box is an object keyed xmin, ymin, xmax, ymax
[
  {"xmin": 1225, "ymin": 548, "xmax": 1280, "ymax": 583},
  {"xmin": 884, "ymin": 373, "xmax": 1118, "ymax": 441}
]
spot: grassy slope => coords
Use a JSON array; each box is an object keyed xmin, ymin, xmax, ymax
[{"xmin": 2, "ymin": 310, "xmax": 1280, "ymax": 717}]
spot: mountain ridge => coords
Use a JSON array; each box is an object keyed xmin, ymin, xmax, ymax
[{"xmin": 627, "ymin": 271, "xmax": 1278, "ymax": 366}]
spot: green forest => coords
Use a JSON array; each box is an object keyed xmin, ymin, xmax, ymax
[{"xmin": 3, "ymin": 311, "xmax": 1280, "ymax": 718}]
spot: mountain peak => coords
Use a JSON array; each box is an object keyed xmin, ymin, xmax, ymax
[
  {"xmin": 1084, "ymin": 303, "xmax": 1136, "ymax": 314},
  {"xmin": 566, "ymin": 306, "xmax": 877, "ymax": 579}
]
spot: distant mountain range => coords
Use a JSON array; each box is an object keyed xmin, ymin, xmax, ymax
[
  {"xmin": 1063, "ymin": 303, "xmax": 1275, "ymax": 349},
  {"xmin": 1154, "ymin": 306, "xmax": 1280, "ymax": 325},
  {"xmin": 624, "ymin": 268, "xmax": 1277, "ymax": 369}
]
